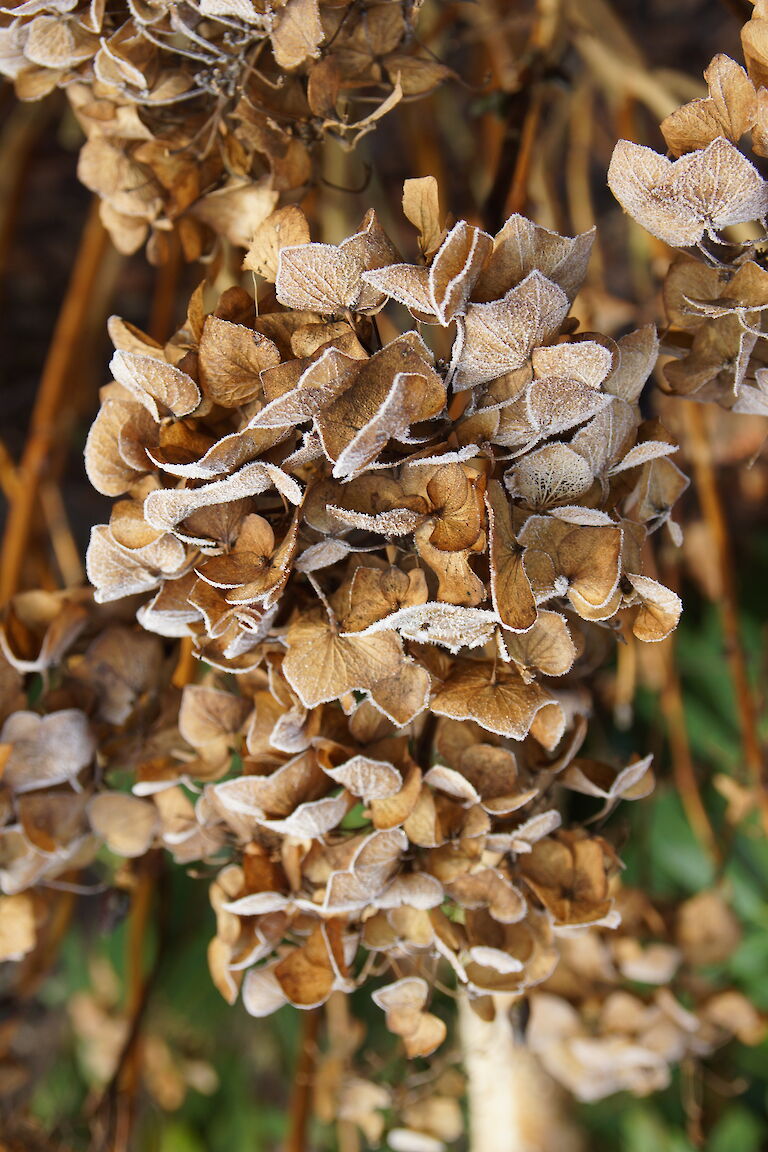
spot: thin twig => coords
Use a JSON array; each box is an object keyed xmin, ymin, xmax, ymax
[
  {"xmin": 684, "ymin": 404, "xmax": 768, "ymax": 834},
  {"xmin": 505, "ymin": 85, "xmax": 544, "ymax": 218},
  {"xmin": 286, "ymin": 1008, "xmax": 321, "ymax": 1152},
  {"xmin": 325, "ymin": 993, "xmax": 361, "ymax": 1152},
  {"xmin": 90, "ymin": 852, "xmax": 164, "ymax": 1152},
  {"xmin": 40, "ymin": 481, "xmax": 84, "ymax": 587},
  {"xmin": 0, "ymin": 99, "xmax": 52, "ymax": 287},
  {"xmin": 0, "ymin": 199, "xmax": 110, "ymax": 602},
  {"xmin": 0, "ymin": 438, "xmax": 19, "ymax": 501},
  {"xmin": 15, "ymin": 886, "xmax": 76, "ymax": 999},
  {"xmin": 613, "ymin": 623, "xmax": 636, "ymax": 730},
  {"xmin": 172, "ymin": 635, "xmax": 197, "ymax": 689},
  {"xmin": 658, "ymin": 634, "xmax": 721, "ymax": 864},
  {"xmin": 149, "ymin": 230, "xmax": 183, "ymax": 343},
  {"xmin": 1, "ymin": 886, "xmax": 77, "ymax": 1085}
]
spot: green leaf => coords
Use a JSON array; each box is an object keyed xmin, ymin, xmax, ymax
[
  {"xmin": 622, "ymin": 1104, "xmax": 696, "ymax": 1152},
  {"xmin": 159, "ymin": 1122, "xmax": 209, "ymax": 1152},
  {"xmin": 647, "ymin": 788, "xmax": 715, "ymax": 895},
  {"xmin": 708, "ymin": 1105, "xmax": 765, "ymax": 1152},
  {"xmin": 340, "ymin": 801, "xmax": 372, "ymax": 831}
]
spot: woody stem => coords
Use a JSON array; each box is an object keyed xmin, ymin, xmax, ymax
[
  {"xmin": 286, "ymin": 1007, "xmax": 321, "ymax": 1152},
  {"xmin": 0, "ymin": 198, "xmax": 109, "ymax": 601},
  {"xmin": 458, "ymin": 991, "xmax": 577, "ymax": 1152},
  {"xmin": 683, "ymin": 404, "xmax": 768, "ymax": 834},
  {"xmin": 325, "ymin": 992, "xmax": 360, "ymax": 1152}
]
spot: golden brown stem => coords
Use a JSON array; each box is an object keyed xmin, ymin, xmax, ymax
[
  {"xmin": 40, "ymin": 481, "xmax": 84, "ymax": 587},
  {"xmin": 0, "ymin": 199, "xmax": 109, "ymax": 602},
  {"xmin": 684, "ymin": 404, "xmax": 768, "ymax": 834},
  {"xmin": 658, "ymin": 635, "xmax": 720, "ymax": 864},
  {"xmin": 113, "ymin": 856, "xmax": 157, "ymax": 1151},
  {"xmin": 87, "ymin": 855, "xmax": 164, "ymax": 1152},
  {"xmin": 0, "ymin": 99, "xmax": 52, "ymax": 285},
  {"xmin": 324, "ymin": 992, "xmax": 361, "ymax": 1152},
  {"xmin": 613, "ymin": 624, "xmax": 636, "ymax": 730},
  {"xmin": 172, "ymin": 636, "xmax": 197, "ymax": 689},
  {"xmin": 505, "ymin": 88, "xmax": 544, "ymax": 218},
  {"xmin": 16, "ymin": 887, "xmax": 76, "ymax": 999},
  {"xmin": 286, "ymin": 1008, "xmax": 321, "ymax": 1152},
  {"xmin": 484, "ymin": 0, "xmax": 561, "ymax": 227},
  {"xmin": 566, "ymin": 80, "xmax": 604, "ymax": 283},
  {"xmin": 149, "ymin": 230, "xmax": 182, "ymax": 344},
  {"xmin": 0, "ymin": 438, "xmax": 19, "ymax": 502}
]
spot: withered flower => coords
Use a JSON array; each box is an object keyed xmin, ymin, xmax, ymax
[
  {"xmin": 526, "ymin": 881, "xmax": 764, "ymax": 1101},
  {"xmin": 0, "ymin": 1, "xmax": 445, "ymax": 258},
  {"xmin": 608, "ymin": 8, "xmax": 768, "ymax": 407},
  {"xmin": 79, "ymin": 185, "xmax": 686, "ymax": 1051}
]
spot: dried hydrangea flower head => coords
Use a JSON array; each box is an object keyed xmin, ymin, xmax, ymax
[
  {"xmin": 608, "ymin": 7, "xmax": 768, "ymax": 409},
  {"xmin": 527, "ymin": 884, "xmax": 764, "ymax": 1101},
  {"xmin": 0, "ymin": 589, "xmax": 188, "ymax": 970},
  {"xmin": 82, "ymin": 182, "xmax": 686, "ymax": 1046},
  {"xmin": 0, "ymin": 0, "xmax": 444, "ymax": 260}
]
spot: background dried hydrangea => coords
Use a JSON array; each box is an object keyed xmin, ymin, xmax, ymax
[
  {"xmin": 608, "ymin": 5, "xmax": 768, "ymax": 410},
  {"xmin": 0, "ymin": 0, "xmax": 446, "ymax": 260}
]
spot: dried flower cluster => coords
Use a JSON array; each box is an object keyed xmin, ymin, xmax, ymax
[
  {"xmin": 527, "ymin": 886, "xmax": 763, "ymax": 1101},
  {"xmin": 608, "ymin": 4, "xmax": 768, "ymax": 410},
  {"xmin": 0, "ymin": 589, "xmax": 169, "ymax": 962},
  {"xmin": 75, "ymin": 182, "xmax": 692, "ymax": 1046},
  {"xmin": 2, "ymin": 0, "xmax": 766, "ymax": 1142},
  {"xmin": 1, "ymin": 587, "xmax": 762, "ymax": 1113},
  {"xmin": 0, "ymin": 0, "xmax": 444, "ymax": 260}
]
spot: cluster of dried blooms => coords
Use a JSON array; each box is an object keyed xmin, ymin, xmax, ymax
[
  {"xmin": 0, "ymin": 0, "xmax": 764, "ymax": 1141},
  {"xmin": 0, "ymin": 589, "xmax": 170, "ymax": 960},
  {"xmin": 313, "ymin": 1001, "xmax": 465, "ymax": 1150},
  {"xmin": 0, "ymin": 587, "xmax": 243, "ymax": 1113},
  {"xmin": 307, "ymin": 886, "xmax": 765, "ymax": 1144},
  {"xmin": 0, "ymin": 0, "xmax": 445, "ymax": 260},
  {"xmin": 527, "ymin": 885, "xmax": 764, "ymax": 1101},
  {"xmin": 0, "ymin": 589, "xmax": 763, "ymax": 1133},
  {"xmin": 75, "ymin": 180, "xmax": 694, "ymax": 1051},
  {"xmin": 608, "ymin": 3, "xmax": 768, "ymax": 411}
]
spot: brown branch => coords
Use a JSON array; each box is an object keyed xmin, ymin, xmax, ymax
[
  {"xmin": 684, "ymin": 404, "xmax": 768, "ymax": 834},
  {"xmin": 504, "ymin": 86, "xmax": 544, "ymax": 219},
  {"xmin": 613, "ymin": 623, "xmax": 636, "ymax": 730},
  {"xmin": 325, "ymin": 993, "xmax": 361, "ymax": 1152},
  {"xmin": 0, "ymin": 199, "xmax": 109, "ymax": 602},
  {"xmin": 483, "ymin": 0, "xmax": 562, "ymax": 231},
  {"xmin": 15, "ymin": 886, "xmax": 76, "ymax": 1000},
  {"xmin": 172, "ymin": 636, "xmax": 197, "ymax": 689},
  {"xmin": 149, "ymin": 230, "xmax": 182, "ymax": 343},
  {"xmin": 286, "ymin": 1007, "xmax": 321, "ymax": 1152},
  {"xmin": 658, "ymin": 635, "xmax": 721, "ymax": 865},
  {"xmin": 0, "ymin": 438, "xmax": 19, "ymax": 502},
  {"xmin": 1, "ymin": 886, "xmax": 77, "ymax": 1079},
  {"xmin": 88, "ymin": 852, "xmax": 163, "ymax": 1152},
  {"xmin": 0, "ymin": 99, "xmax": 52, "ymax": 288},
  {"xmin": 40, "ymin": 481, "xmax": 84, "ymax": 587}
]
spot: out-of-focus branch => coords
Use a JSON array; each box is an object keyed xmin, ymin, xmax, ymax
[
  {"xmin": 684, "ymin": 404, "xmax": 768, "ymax": 835},
  {"xmin": 0, "ymin": 199, "xmax": 109, "ymax": 602}
]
